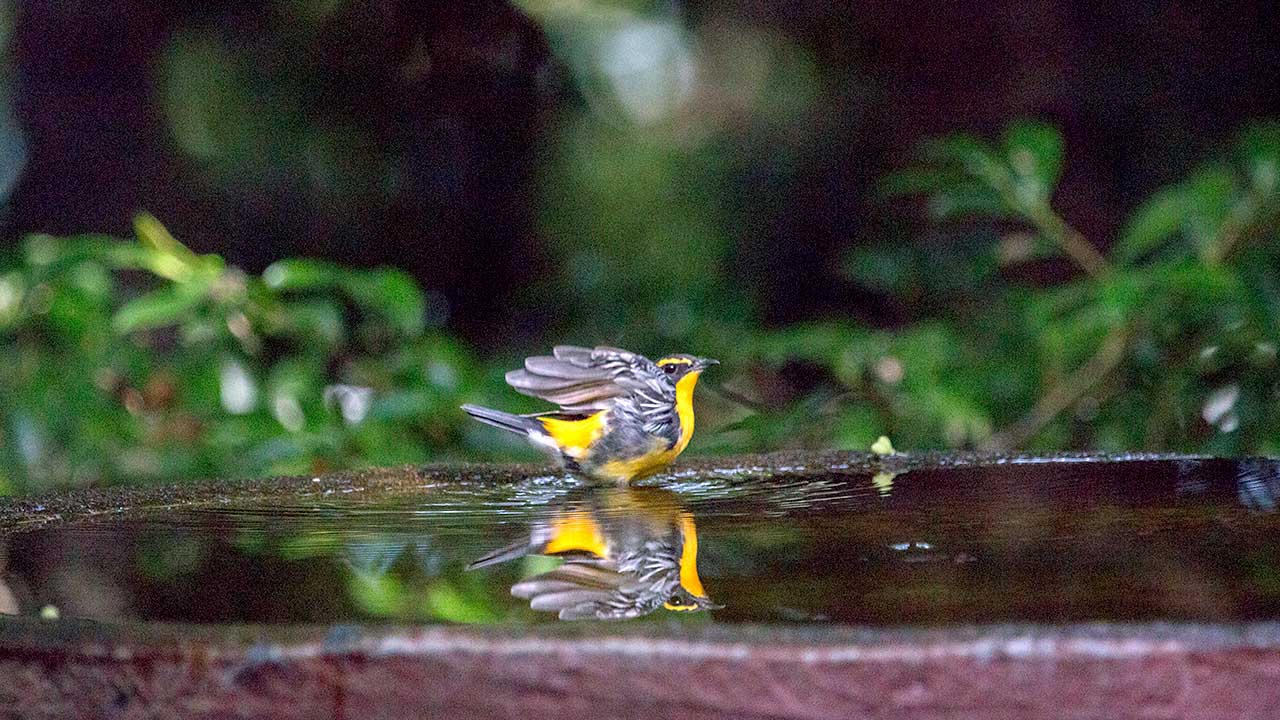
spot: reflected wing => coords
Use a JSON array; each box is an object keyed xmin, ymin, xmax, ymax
[
  {"xmin": 510, "ymin": 561, "xmax": 659, "ymax": 621},
  {"xmin": 505, "ymin": 345, "xmax": 673, "ymax": 414},
  {"xmin": 466, "ymin": 538, "xmax": 533, "ymax": 570}
]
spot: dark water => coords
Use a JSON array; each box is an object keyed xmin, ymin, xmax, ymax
[{"xmin": 4, "ymin": 457, "xmax": 1280, "ymax": 625}]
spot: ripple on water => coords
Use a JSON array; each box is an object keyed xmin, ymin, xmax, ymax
[{"xmin": 2, "ymin": 456, "xmax": 1280, "ymax": 625}]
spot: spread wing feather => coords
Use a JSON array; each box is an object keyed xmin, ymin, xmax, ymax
[{"xmin": 505, "ymin": 345, "xmax": 675, "ymax": 416}]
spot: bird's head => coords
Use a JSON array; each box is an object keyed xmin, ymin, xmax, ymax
[
  {"xmin": 655, "ymin": 354, "xmax": 719, "ymax": 382},
  {"xmin": 663, "ymin": 585, "xmax": 723, "ymax": 612}
]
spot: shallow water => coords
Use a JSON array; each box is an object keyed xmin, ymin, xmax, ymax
[{"xmin": 3, "ymin": 456, "xmax": 1280, "ymax": 625}]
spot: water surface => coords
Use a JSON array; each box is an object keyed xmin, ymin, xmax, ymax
[{"xmin": 3, "ymin": 456, "xmax": 1279, "ymax": 625}]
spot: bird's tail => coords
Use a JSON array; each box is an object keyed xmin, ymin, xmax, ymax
[
  {"xmin": 467, "ymin": 538, "xmax": 535, "ymax": 570},
  {"xmin": 461, "ymin": 404, "xmax": 543, "ymax": 436}
]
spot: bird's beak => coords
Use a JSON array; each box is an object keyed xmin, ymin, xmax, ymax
[
  {"xmin": 697, "ymin": 596, "xmax": 724, "ymax": 611},
  {"xmin": 695, "ymin": 358, "xmax": 720, "ymax": 370}
]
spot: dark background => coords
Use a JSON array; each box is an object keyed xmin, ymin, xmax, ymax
[{"xmin": 6, "ymin": 0, "xmax": 1278, "ymax": 343}]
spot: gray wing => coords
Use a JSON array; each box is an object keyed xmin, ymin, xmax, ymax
[
  {"xmin": 510, "ymin": 561, "xmax": 663, "ymax": 621},
  {"xmin": 505, "ymin": 346, "xmax": 675, "ymax": 420}
]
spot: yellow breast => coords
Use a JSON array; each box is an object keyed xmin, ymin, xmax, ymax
[
  {"xmin": 597, "ymin": 370, "xmax": 702, "ymax": 482},
  {"xmin": 670, "ymin": 370, "xmax": 700, "ymax": 455}
]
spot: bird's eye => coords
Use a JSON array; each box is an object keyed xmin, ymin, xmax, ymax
[
  {"xmin": 669, "ymin": 595, "xmax": 683, "ymax": 605},
  {"xmin": 663, "ymin": 364, "xmax": 678, "ymax": 374}
]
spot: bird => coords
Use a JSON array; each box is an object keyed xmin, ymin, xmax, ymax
[
  {"xmin": 461, "ymin": 345, "xmax": 718, "ymax": 483},
  {"xmin": 467, "ymin": 486, "xmax": 720, "ymax": 620}
]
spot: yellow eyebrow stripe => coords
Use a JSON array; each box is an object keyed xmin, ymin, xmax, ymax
[{"xmin": 657, "ymin": 357, "xmax": 692, "ymax": 366}]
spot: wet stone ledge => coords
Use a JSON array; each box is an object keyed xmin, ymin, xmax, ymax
[{"xmin": 0, "ymin": 450, "xmax": 1244, "ymax": 533}]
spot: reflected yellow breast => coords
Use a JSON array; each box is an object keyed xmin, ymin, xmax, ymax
[{"xmin": 544, "ymin": 512, "xmax": 608, "ymax": 557}]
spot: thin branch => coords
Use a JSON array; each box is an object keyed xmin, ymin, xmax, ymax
[
  {"xmin": 980, "ymin": 324, "xmax": 1129, "ymax": 451},
  {"xmin": 702, "ymin": 381, "xmax": 770, "ymax": 412},
  {"xmin": 1057, "ymin": 223, "xmax": 1111, "ymax": 278},
  {"xmin": 984, "ymin": 165, "xmax": 1111, "ymax": 278},
  {"xmin": 1204, "ymin": 187, "xmax": 1279, "ymax": 265},
  {"xmin": 1025, "ymin": 201, "xmax": 1111, "ymax": 278}
]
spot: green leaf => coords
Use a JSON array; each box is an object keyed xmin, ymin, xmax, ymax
[
  {"xmin": 342, "ymin": 269, "xmax": 425, "ymax": 335},
  {"xmin": 1003, "ymin": 120, "xmax": 1064, "ymax": 194},
  {"xmin": 133, "ymin": 213, "xmax": 205, "ymax": 282},
  {"xmin": 1096, "ymin": 270, "xmax": 1147, "ymax": 320},
  {"xmin": 273, "ymin": 299, "xmax": 345, "ymax": 345},
  {"xmin": 113, "ymin": 284, "xmax": 208, "ymax": 333},
  {"xmin": 1183, "ymin": 166, "xmax": 1239, "ymax": 250},
  {"xmin": 264, "ymin": 261, "xmax": 426, "ymax": 335},
  {"xmin": 1115, "ymin": 186, "xmax": 1188, "ymax": 264},
  {"xmin": 920, "ymin": 134, "xmax": 1005, "ymax": 185},
  {"xmin": 870, "ymin": 435, "xmax": 896, "ymax": 455},
  {"xmin": 1238, "ymin": 121, "xmax": 1280, "ymax": 195},
  {"xmin": 1148, "ymin": 259, "xmax": 1240, "ymax": 300},
  {"xmin": 21, "ymin": 233, "xmax": 129, "ymax": 270},
  {"xmin": 262, "ymin": 258, "xmax": 344, "ymax": 290},
  {"xmin": 927, "ymin": 182, "xmax": 1008, "ymax": 220}
]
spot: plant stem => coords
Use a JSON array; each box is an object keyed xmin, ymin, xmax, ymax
[
  {"xmin": 1204, "ymin": 186, "xmax": 1278, "ymax": 265},
  {"xmin": 983, "ymin": 163, "xmax": 1110, "ymax": 278},
  {"xmin": 981, "ymin": 323, "xmax": 1129, "ymax": 451},
  {"xmin": 703, "ymin": 381, "xmax": 770, "ymax": 412},
  {"xmin": 1026, "ymin": 201, "xmax": 1110, "ymax": 278}
]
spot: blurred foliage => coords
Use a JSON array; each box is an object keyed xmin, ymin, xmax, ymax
[
  {"xmin": 525, "ymin": 0, "xmax": 824, "ymax": 347},
  {"xmin": 857, "ymin": 119, "xmax": 1280, "ymax": 455},
  {"xmin": 161, "ymin": 24, "xmax": 394, "ymax": 207},
  {"xmin": 721, "ymin": 119, "xmax": 1280, "ymax": 457},
  {"xmin": 1, "ymin": 0, "xmax": 1279, "ymax": 492},
  {"xmin": 0, "ymin": 118, "xmax": 1278, "ymax": 496},
  {"xmin": 0, "ymin": 214, "xmax": 509, "ymax": 493}
]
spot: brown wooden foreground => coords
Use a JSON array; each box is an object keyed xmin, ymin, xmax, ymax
[{"xmin": 1, "ymin": 621, "xmax": 1278, "ymax": 719}]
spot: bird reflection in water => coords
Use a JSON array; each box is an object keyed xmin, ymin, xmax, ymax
[{"xmin": 468, "ymin": 487, "xmax": 720, "ymax": 620}]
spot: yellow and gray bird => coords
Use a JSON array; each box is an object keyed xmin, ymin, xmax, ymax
[
  {"xmin": 462, "ymin": 345, "xmax": 718, "ymax": 483},
  {"xmin": 467, "ymin": 487, "xmax": 720, "ymax": 620}
]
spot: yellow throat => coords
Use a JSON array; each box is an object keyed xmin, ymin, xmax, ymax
[
  {"xmin": 671, "ymin": 370, "xmax": 701, "ymax": 455},
  {"xmin": 595, "ymin": 369, "xmax": 702, "ymax": 482}
]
